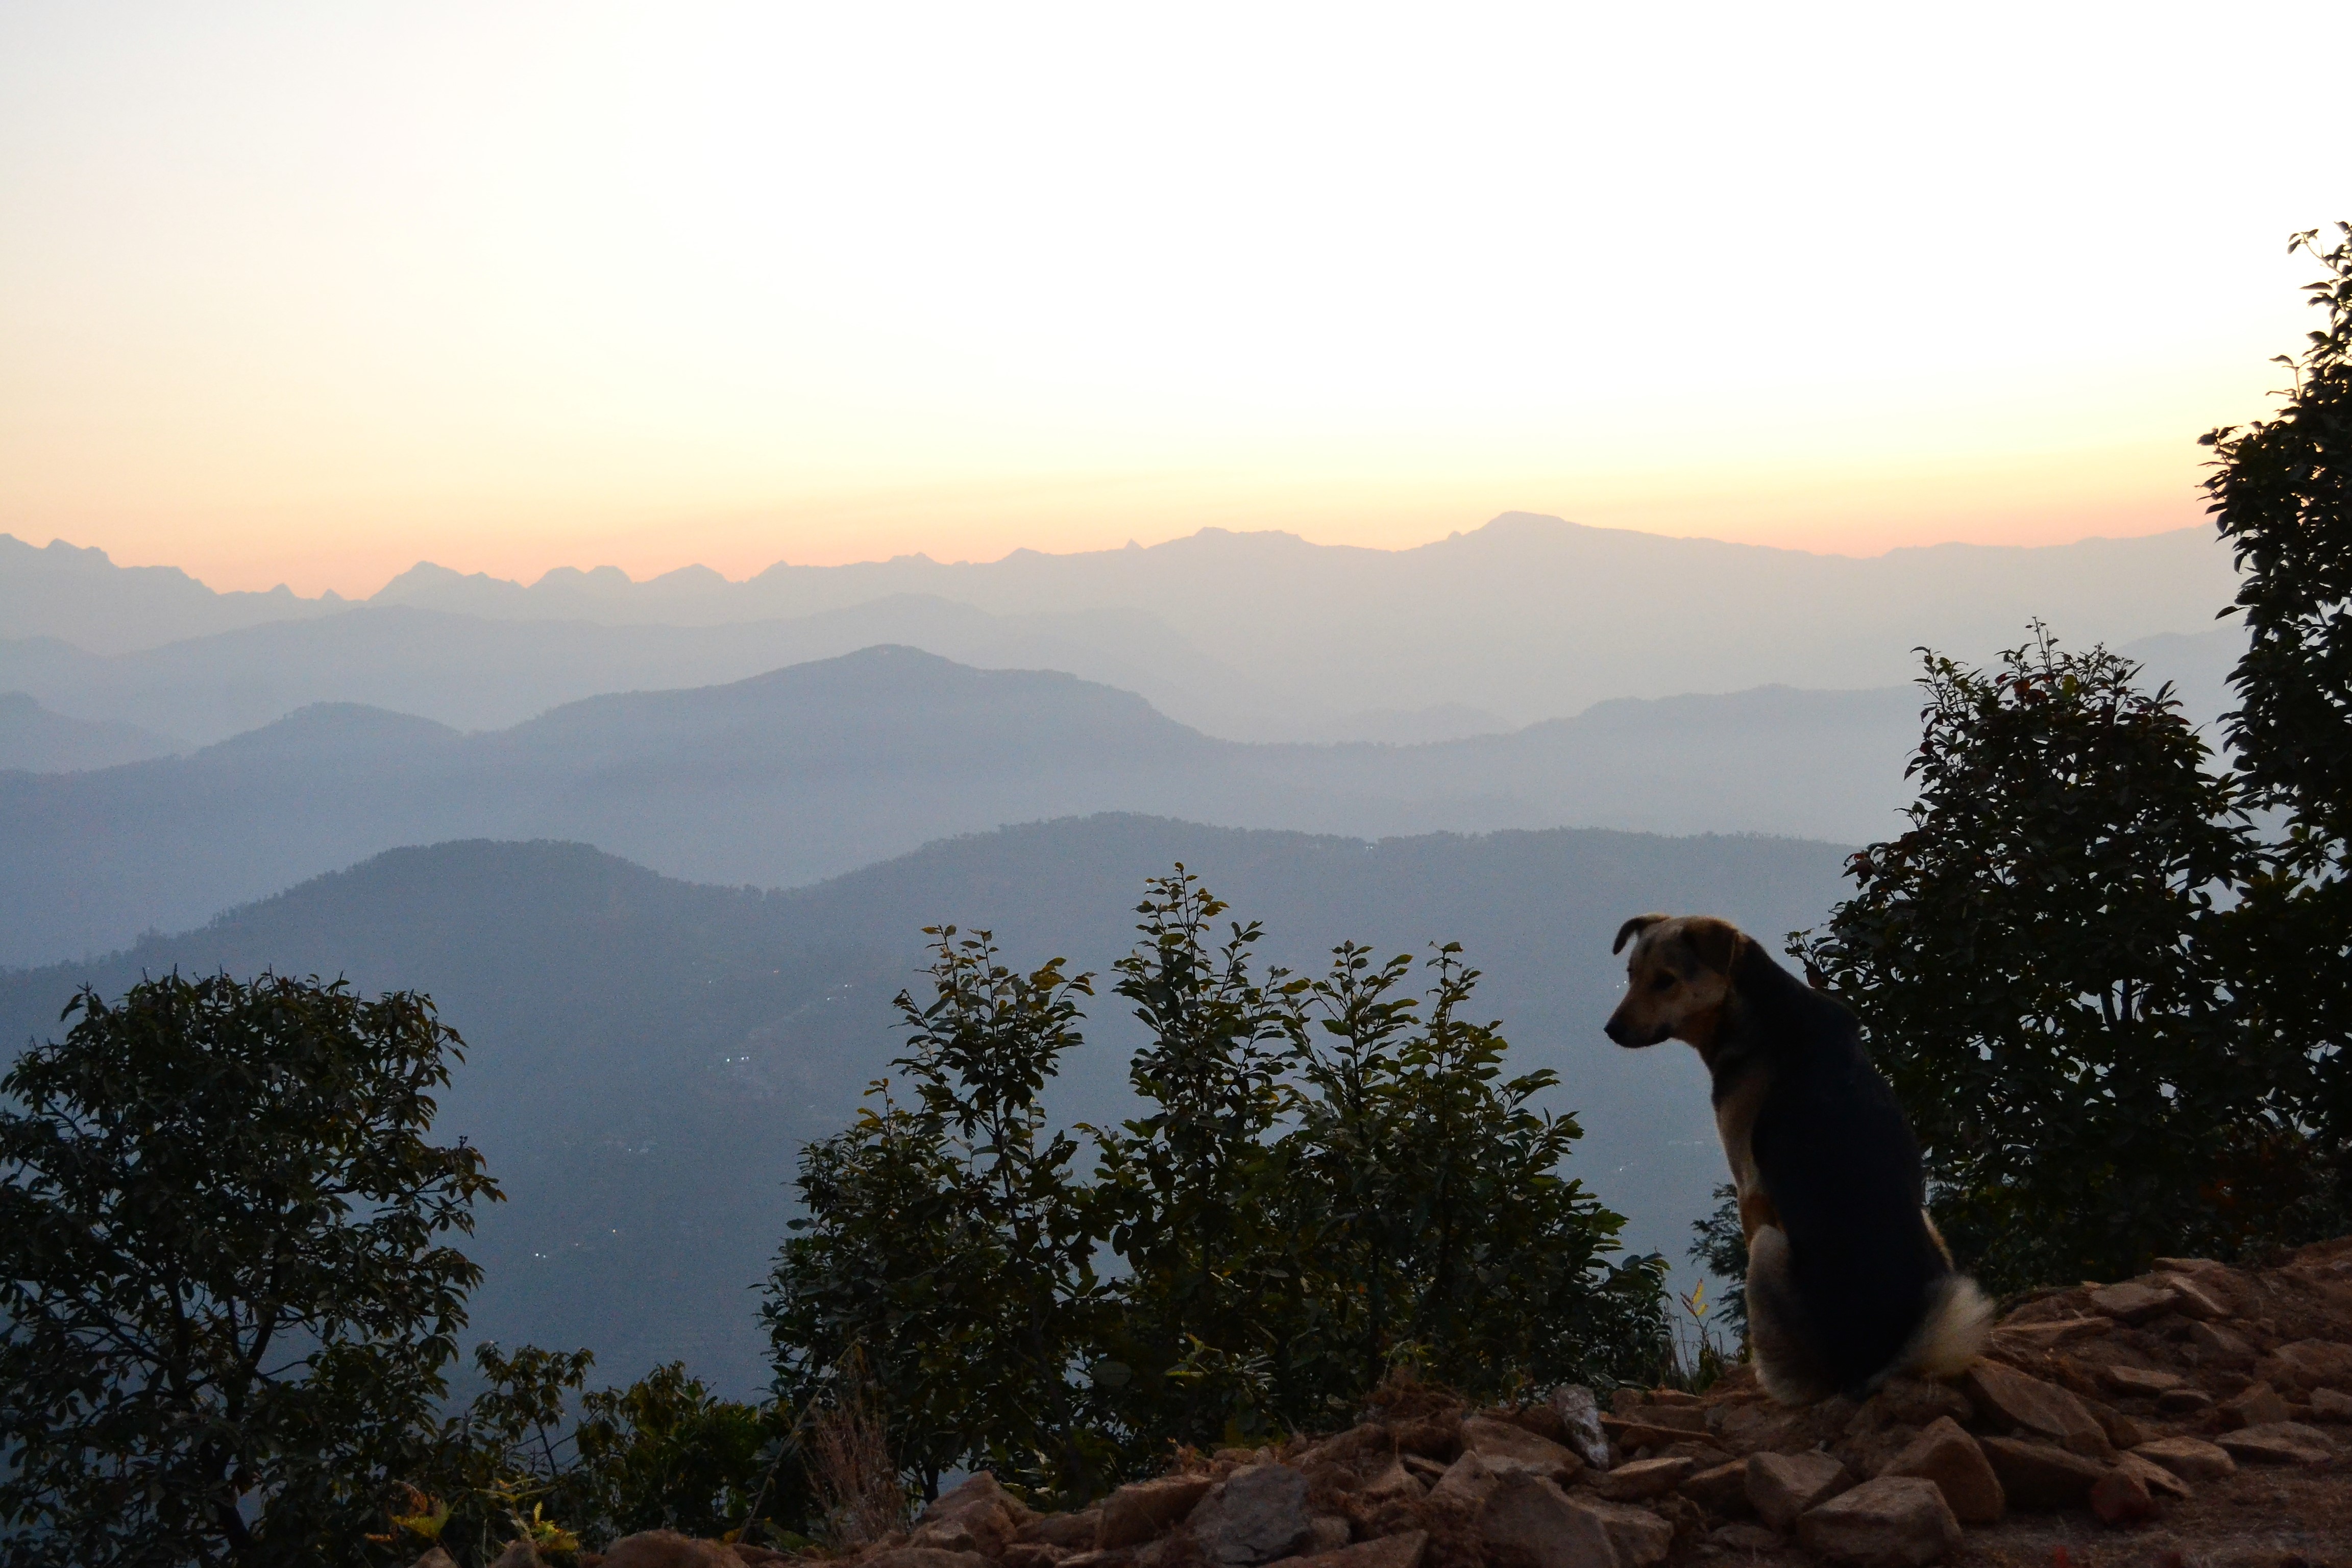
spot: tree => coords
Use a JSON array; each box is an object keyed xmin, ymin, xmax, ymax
[
  {"xmin": 0, "ymin": 972, "xmax": 498, "ymax": 1568},
  {"xmin": 1087, "ymin": 871, "xmax": 1303, "ymax": 1449},
  {"xmin": 1279, "ymin": 942, "xmax": 1665, "ymax": 1409},
  {"xmin": 765, "ymin": 928, "xmax": 1103, "ymax": 1502},
  {"xmin": 2203, "ymin": 221, "xmax": 2352, "ymax": 1201},
  {"xmin": 1791, "ymin": 632, "xmax": 2318, "ymax": 1291}
]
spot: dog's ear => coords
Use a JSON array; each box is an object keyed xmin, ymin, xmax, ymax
[
  {"xmin": 1613, "ymin": 913, "xmax": 1670, "ymax": 954},
  {"xmin": 1682, "ymin": 916, "xmax": 1747, "ymax": 973}
]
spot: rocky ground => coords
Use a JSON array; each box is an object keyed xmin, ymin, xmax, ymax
[{"xmin": 504, "ymin": 1234, "xmax": 2352, "ymax": 1568}]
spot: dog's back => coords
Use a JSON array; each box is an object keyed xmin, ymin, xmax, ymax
[{"xmin": 1732, "ymin": 943, "xmax": 1986, "ymax": 1395}]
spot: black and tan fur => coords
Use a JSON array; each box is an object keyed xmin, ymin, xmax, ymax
[{"xmin": 1605, "ymin": 913, "xmax": 1989, "ymax": 1402}]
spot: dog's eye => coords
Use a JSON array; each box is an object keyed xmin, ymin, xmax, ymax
[{"xmin": 1650, "ymin": 973, "xmax": 1675, "ymax": 992}]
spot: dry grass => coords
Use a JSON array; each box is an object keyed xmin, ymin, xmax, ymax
[{"xmin": 804, "ymin": 1355, "xmax": 908, "ymax": 1550}]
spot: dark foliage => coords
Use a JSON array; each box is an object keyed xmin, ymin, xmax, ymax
[
  {"xmin": 1686, "ymin": 1185, "xmax": 1749, "ymax": 1339},
  {"xmin": 0, "ymin": 973, "xmax": 497, "ymax": 1567},
  {"xmin": 1793, "ymin": 632, "xmax": 2326, "ymax": 1291},
  {"xmin": 766, "ymin": 870, "xmax": 1665, "ymax": 1501}
]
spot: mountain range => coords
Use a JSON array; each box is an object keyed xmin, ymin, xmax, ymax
[
  {"xmin": 0, "ymin": 822, "xmax": 1851, "ymax": 1394},
  {"xmin": 1, "ymin": 517, "xmax": 2244, "ymax": 743}
]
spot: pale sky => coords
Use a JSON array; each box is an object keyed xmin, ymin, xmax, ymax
[{"xmin": 1, "ymin": 1, "xmax": 2344, "ymax": 597}]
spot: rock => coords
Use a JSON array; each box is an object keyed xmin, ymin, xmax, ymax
[
  {"xmin": 600, "ymin": 1533, "xmax": 742, "ymax": 1568},
  {"xmin": 1678, "ymin": 1457, "xmax": 1750, "ymax": 1513},
  {"xmin": 2312, "ymin": 1387, "xmax": 2352, "ymax": 1422},
  {"xmin": 1710, "ymin": 1522, "xmax": 1783, "ymax": 1550},
  {"xmin": 1355, "ymin": 1459, "xmax": 1425, "ymax": 1506},
  {"xmin": 1191, "ymin": 1465, "xmax": 1318, "ymax": 1567},
  {"xmin": 1305, "ymin": 1517, "xmax": 1350, "ymax": 1555},
  {"xmin": 2112, "ymin": 1451, "xmax": 2192, "ymax": 1501},
  {"xmin": 2217, "ymin": 1382, "xmax": 2292, "ymax": 1428},
  {"xmin": 2131, "ymin": 1435, "xmax": 2238, "ymax": 1482},
  {"xmin": 1263, "ymin": 1532, "xmax": 1428, "ymax": 1568},
  {"xmin": 1427, "ymin": 1450, "xmax": 1501, "ymax": 1509},
  {"xmin": 1610, "ymin": 1405, "xmax": 1709, "ymax": 1434},
  {"xmin": 1989, "ymin": 1317, "xmax": 2108, "ymax": 1354},
  {"xmin": 2153, "ymin": 1273, "xmax": 2230, "ymax": 1320},
  {"xmin": 1387, "ymin": 1417, "xmax": 1458, "ymax": 1460},
  {"xmin": 410, "ymin": 1553, "xmax": 460, "ymax": 1568},
  {"xmin": 2267, "ymin": 1338, "xmax": 2352, "ymax": 1390},
  {"xmin": 1583, "ymin": 1499, "xmax": 1674, "ymax": 1567},
  {"xmin": 1021, "ymin": 1511, "xmax": 1105, "ymax": 1551},
  {"xmin": 1476, "ymin": 1473, "xmax": 1620, "ymax": 1568},
  {"xmin": 2087, "ymin": 1466, "xmax": 2159, "ymax": 1526},
  {"xmin": 1849, "ymin": 1378, "xmax": 1973, "ymax": 1433},
  {"xmin": 1796, "ymin": 1476, "xmax": 1961, "ymax": 1567},
  {"xmin": 2182, "ymin": 1319, "xmax": 2256, "ymax": 1368},
  {"xmin": 1001, "ymin": 1546, "xmax": 1066, "ymax": 1568},
  {"xmin": 865, "ymin": 1552, "xmax": 995, "ymax": 1568},
  {"xmin": 1400, "ymin": 1455, "xmax": 1447, "ymax": 1484},
  {"xmin": 1460, "ymin": 1414, "xmax": 1581, "ymax": 1481},
  {"xmin": 913, "ymin": 1473, "xmax": 1024, "ymax": 1556},
  {"xmin": 1593, "ymin": 1455, "xmax": 1692, "ymax": 1501},
  {"xmin": 1879, "ymin": 1416, "xmax": 2003, "ymax": 1526},
  {"xmin": 2155, "ymin": 1387, "xmax": 2213, "ymax": 1414},
  {"xmin": 1962, "ymin": 1360, "xmax": 2114, "ymax": 1458},
  {"xmin": 487, "ymin": 1546, "xmax": 543, "ymax": 1568},
  {"xmin": 1098, "ymin": 1476, "xmax": 1215, "ymax": 1550},
  {"xmin": 1550, "ymin": 1386, "xmax": 1611, "ymax": 1470},
  {"xmin": 2101, "ymin": 1364, "xmax": 2185, "ymax": 1396},
  {"xmin": 1746, "ymin": 1450, "xmax": 1853, "ymax": 1530},
  {"xmin": 1975, "ymin": 1436, "xmax": 2109, "ymax": 1510},
  {"xmin": 2087, "ymin": 1281, "xmax": 2179, "ymax": 1323},
  {"xmin": 2216, "ymin": 1420, "xmax": 2337, "ymax": 1466}
]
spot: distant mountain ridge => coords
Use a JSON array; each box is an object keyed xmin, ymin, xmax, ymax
[
  {"xmin": 0, "ymin": 823, "xmax": 1853, "ymax": 1393},
  {"xmin": 1, "ymin": 516, "xmax": 2242, "ymax": 741},
  {"xmin": 0, "ymin": 645, "xmax": 1929, "ymax": 966}
]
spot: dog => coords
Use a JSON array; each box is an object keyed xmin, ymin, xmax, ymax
[{"xmin": 1605, "ymin": 913, "xmax": 1990, "ymax": 1402}]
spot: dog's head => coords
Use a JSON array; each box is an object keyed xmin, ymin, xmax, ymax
[{"xmin": 1604, "ymin": 913, "xmax": 1747, "ymax": 1048}]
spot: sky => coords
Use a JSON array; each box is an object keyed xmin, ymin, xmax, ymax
[{"xmin": 1, "ymin": 2, "xmax": 2345, "ymax": 598}]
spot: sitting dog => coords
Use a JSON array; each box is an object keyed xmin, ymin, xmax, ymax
[{"xmin": 1605, "ymin": 913, "xmax": 1990, "ymax": 1402}]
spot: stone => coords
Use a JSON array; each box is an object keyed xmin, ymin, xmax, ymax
[
  {"xmin": 1400, "ymin": 1455, "xmax": 1447, "ymax": 1484},
  {"xmin": 1710, "ymin": 1522, "xmax": 1783, "ymax": 1550},
  {"xmin": 2112, "ymin": 1451, "xmax": 2192, "ymax": 1501},
  {"xmin": 2155, "ymin": 1387, "xmax": 2213, "ymax": 1414},
  {"xmin": 2182, "ymin": 1320, "xmax": 2256, "ymax": 1368},
  {"xmin": 1001, "ymin": 1546, "xmax": 1066, "ymax": 1568},
  {"xmin": 1190, "ymin": 1465, "xmax": 1318, "ymax": 1567},
  {"xmin": 1849, "ymin": 1378, "xmax": 1973, "ymax": 1433},
  {"xmin": 1962, "ymin": 1360, "xmax": 2114, "ymax": 1458},
  {"xmin": 2154, "ymin": 1274, "xmax": 2230, "ymax": 1320},
  {"xmin": 2268, "ymin": 1338, "xmax": 2352, "ymax": 1390},
  {"xmin": 1878, "ymin": 1416, "xmax": 2003, "ymax": 1526},
  {"xmin": 1099, "ymin": 1476, "xmax": 1215, "ymax": 1550},
  {"xmin": 487, "ymin": 1545, "xmax": 543, "ymax": 1568},
  {"xmin": 1796, "ymin": 1476, "xmax": 1961, "ymax": 1567},
  {"xmin": 1388, "ymin": 1417, "xmax": 1458, "ymax": 1459},
  {"xmin": 2132, "ymin": 1435, "xmax": 2237, "ymax": 1482},
  {"xmin": 1989, "ymin": 1317, "xmax": 2108, "ymax": 1353},
  {"xmin": 1355, "ymin": 1459, "xmax": 1425, "ymax": 1507},
  {"xmin": 1460, "ymin": 1414, "xmax": 1582, "ymax": 1481},
  {"xmin": 1593, "ymin": 1455, "xmax": 1692, "ymax": 1501},
  {"xmin": 1426, "ymin": 1450, "xmax": 1501, "ymax": 1509},
  {"xmin": 2087, "ymin": 1465, "xmax": 2158, "ymax": 1525},
  {"xmin": 1975, "ymin": 1436, "xmax": 2109, "ymax": 1510},
  {"xmin": 1305, "ymin": 1518, "xmax": 1351, "ymax": 1555},
  {"xmin": 1613, "ymin": 1405, "xmax": 1709, "ymax": 1433},
  {"xmin": 410, "ymin": 1553, "xmax": 460, "ymax": 1568},
  {"xmin": 1745, "ymin": 1450, "xmax": 1853, "ymax": 1531},
  {"xmin": 865, "ymin": 1552, "xmax": 994, "ymax": 1568},
  {"xmin": 1679, "ymin": 1457, "xmax": 1750, "ymax": 1513},
  {"xmin": 2087, "ymin": 1281, "xmax": 2180, "ymax": 1323},
  {"xmin": 2101, "ymin": 1364, "xmax": 2185, "ymax": 1397},
  {"xmin": 1475, "ymin": 1473, "xmax": 1619, "ymax": 1568},
  {"xmin": 2216, "ymin": 1420, "xmax": 2336, "ymax": 1466},
  {"xmin": 1551, "ymin": 1385, "xmax": 1611, "ymax": 1470},
  {"xmin": 1021, "ymin": 1511, "xmax": 1105, "ymax": 1550},
  {"xmin": 914, "ymin": 1473, "xmax": 1025, "ymax": 1556},
  {"xmin": 2312, "ymin": 1387, "xmax": 2352, "ymax": 1422},
  {"xmin": 2218, "ymin": 1382, "xmax": 2292, "ymax": 1428},
  {"xmin": 1582, "ymin": 1498, "xmax": 1674, "ymax": 1567},
  {"xmin": 599, "ymin": 1533, "xmax": 742, "ymax": 1568},
  {"xmin": 1263, "ymin": 1532, "xmax": 1429, "ymax": 1568}
]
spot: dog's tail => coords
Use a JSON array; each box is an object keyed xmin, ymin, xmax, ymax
[{"xmin": 1876, "ymin": 1272, "xmax": 1995, "ymax": 1386}]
